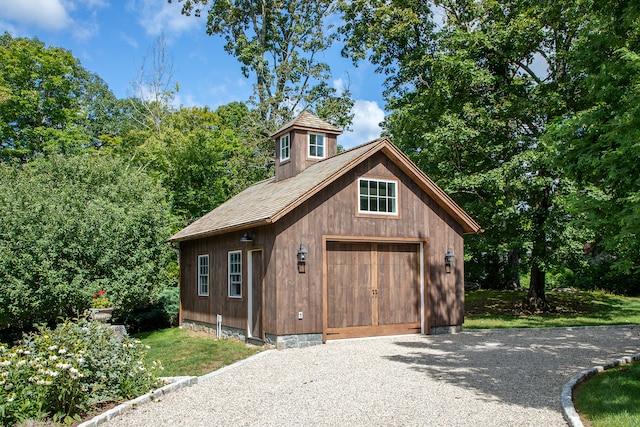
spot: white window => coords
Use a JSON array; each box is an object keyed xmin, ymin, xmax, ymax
[
  {"xmin": 228, "ymin": 250, "xmax": 242, "ymax": 298},
  {"xmin": 308, "ymin": 133, "xmax": 325, "ymax": 159},
  {"xmin": 198, "ymin": 255, "xmax": 209, "ymax": 296},
  {"xmin": 280, "ymin": 134, "xmax": 290, "ymax": 161},
  {"xmin": 358, "ymin": 178, "xmax": 398, "ymax": 215}
]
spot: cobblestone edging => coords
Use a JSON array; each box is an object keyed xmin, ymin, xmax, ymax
[
  {"xmin": 561, "ymin": 352, "xmax": 640, "ymax": 427},
  {"xmin": 78, "ymin": 350, "xmax": 275, "ymax": 427}
]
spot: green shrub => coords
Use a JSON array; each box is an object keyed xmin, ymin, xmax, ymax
[
  {"xmin": 121, "ymin": 287, "xmax": 180, "ymax": 334},
  {"xmin": 0, "ymin": 155, "xmax": 176, "ymax": 331},
  {"xmin": 0, "ymin": 318, "xmax": 163, "ymax": 426}
]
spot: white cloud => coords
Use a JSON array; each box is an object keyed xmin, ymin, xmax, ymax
[
  {"xmin": 0, "ymin": 0, "xmax": 72, "ymax": 31},
  {"xmin": 172, "ymin": 92, "xmax": 200, "ymax": 108},
  {"xmin": 120, "ymin": 32, "xmax": 139, "ymax": 49},
  {"xmin": 72, "ymin": 10, "xmax": 100, "ymax": 40},
  {"xmin": 333, "ymin": 78, "xmax": 347, "ymax": 96},
  {"xmin": 341, "ymin": 100, "xmax": 385, "ymax": 149},
  {"xmin": 134, "ymin": 0, "xmax": 200, "ymax": 36}
]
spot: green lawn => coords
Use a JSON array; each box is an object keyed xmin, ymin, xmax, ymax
[
  {"xmin": 464, "ymin": 289, "xmax": 640, "ymax": 329},
  {"xmin": 135, "ymin": 328, "xmax": 261, "ymax": 377},
  {"xmin": 573, "ymin": 361, "xmax": 640, "ymax": 427}
]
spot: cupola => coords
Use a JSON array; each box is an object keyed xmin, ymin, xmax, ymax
[{"xmin": 270, "ymin": 111, "xmax": 343, "ymax": 182}]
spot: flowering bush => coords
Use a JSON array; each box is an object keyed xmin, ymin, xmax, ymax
[
  {"xmin": 0, "ymin": 318, "xmax": 163, "ymax": 426},
  {"xmin": 91, "ymin": 290, "xmax": 112, "ymax": 309}
]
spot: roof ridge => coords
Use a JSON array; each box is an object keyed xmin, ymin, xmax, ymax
[{"xmin": 315, "ymin": 137, "xmax": 388, "ymax": 164}]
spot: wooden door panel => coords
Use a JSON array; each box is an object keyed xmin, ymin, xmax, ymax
[
  {"xmin": 327, "ymin": 243, "xmax": 372, "ymax": 328},
  {"xmin": 250, "ymin": 250, "xmax": 263, "ymax": 338},
  {"xmin": 378, "ymin": 244, "xmax": 420, "ymax": 325},
  {"xmin": 326, "ymin": 241, "xmax": 420, "ymax": 339}
]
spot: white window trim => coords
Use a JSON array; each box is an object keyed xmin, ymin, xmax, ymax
[
  {"xmin": 228, "ymin": 250, "xmax": 242, "ymax": 298},
  {"xmin": 358, "ymin": 177, "xmax": 399, "ymax": 215},
  {"xmin": 308, "ymin": 132, "xmax": 326, "ymax": 159},
  {"xmin": 280, "ymin": 134, "xmax": 290, "ymax": 161},
  {"xmin": 198, "ymin": 254, "xmax": 209, "ymax": 296}
]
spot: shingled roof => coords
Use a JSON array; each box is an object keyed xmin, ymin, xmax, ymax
[
  {"xmin": 169, "ymin": 138, "xmax": 482, "ymax": 242},
  {"xmin": 271, "ymin": 110, "xmax": 342, "ymax": 139}
]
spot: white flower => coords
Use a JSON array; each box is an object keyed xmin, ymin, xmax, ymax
[
  {"xmin": 16, "ymin": 360, "xmax": 26, "ymax": 367},
  {"xmin": 0, "ymin": 360, "xmax": 11, "ymax": 367},
  {"xmin": 58, "ymin": 348, "xmax": 67, "ymax": 354},
  {"xmin": 48, "ymin": 345, "xmax": 57, "ymax": 351},
  {"xmin": 76, "ymin": 358, "xmax": 85, "ymax": 364},
  {"xmin": 49, "ymin": 355, "xmax": 58, "ymax": 361}
]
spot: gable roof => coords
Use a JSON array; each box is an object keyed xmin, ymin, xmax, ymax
[
  {"xmin": 271, "ymin": 110, "xmax": 342, "ymax": 139},
  {"xmin": 169, "ymin": 138, "xmax": 482, "ymax": 242}
]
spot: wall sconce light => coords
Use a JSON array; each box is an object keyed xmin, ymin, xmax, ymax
[
  {"xmin": 297, "ymin": 243, "xmax": 308, "ymax": 273},
  {"xmin": 445, "ymin": 249, "xmax": 455, "ymax": 274},
  {"xmin": 240, "ymin": 232, "xmax": 253, "ymax": 243}
]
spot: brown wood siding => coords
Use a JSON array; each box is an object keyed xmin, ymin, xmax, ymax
[
  {"xmin": 273, "ymin": 151, "xmax": 465, "ymax": 336},
  {"xmin": 179, "ymin": 225, "xmax": 276, "ymax": 334},
  {"xmin": 275, "ymin": 131, "xmax": 338, "ymax": 181}
]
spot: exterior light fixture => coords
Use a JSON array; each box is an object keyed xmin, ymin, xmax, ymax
[
  {"xmin": 445, "ymin": 249, "xmax": 455, "ymax": 274},
  {"xmin": 240, "ymin": 232, "xmax": 253, "ymax": 243},
  {"xmin": 297, "ymin": 243, "xmax": 308, "ymax": 273}
]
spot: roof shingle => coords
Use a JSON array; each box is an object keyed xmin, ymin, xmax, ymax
[
  {"xmin": 271, "ymin": 110, "xmax": 342, "ymax": 138},
  {"xmin": 169, "ymin": 140, "xmax": 379, "ymax": 242}
]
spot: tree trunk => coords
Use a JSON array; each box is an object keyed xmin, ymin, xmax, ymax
[
  {"xmin": 507, "ymin": 249, "xmax": 520, "ymax": 290},
  {"xmin": 527, "ymin": 262, "xmax": 546, "ymax": 310},
  {"xmin": 527, "ymin": 185, "xmax": 551, "ymax": 310}
]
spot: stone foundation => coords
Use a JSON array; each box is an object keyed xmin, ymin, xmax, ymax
[
  {"xmin": 181, "ymin": 319, "xmax": 246, "ymax": 342},
  {"xmin": 430, "ymin": 325, "xmax": 462, "ymax": 334},
  {"xmin": 265, "ymin": 333, "xmax": 323, "ymax": 350}
]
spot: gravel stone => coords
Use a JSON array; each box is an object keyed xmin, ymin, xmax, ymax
[{"xmin": 105, "ymin": 326, "xmax": 640, "ymax": 427}]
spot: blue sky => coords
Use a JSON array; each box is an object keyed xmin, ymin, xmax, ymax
[{"xmin": 0, "ymin": 0, "xmax": 387, "ymax": 148}]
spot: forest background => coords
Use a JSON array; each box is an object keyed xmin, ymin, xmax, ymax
[{"xmin": 1, "ymin": 0, "xmax": 639, "ymax": 338}]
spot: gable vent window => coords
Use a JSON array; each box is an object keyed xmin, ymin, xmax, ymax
[
  {"xmin": 308, "ymin": 133, "xmax": 325, "ymax": 159},
  {"xmin": 198, "ymin": 254, "xmax": 209, "ymax": 296},
  {"xmin": 280, "ymin": 134, "xmax": 290, "ymax": 161},
  {"xmin": 228, "ymin": 250, "xmax": 242, "ymax": 298},
  {"xmin": 358, "ymin": 178, "xmax": 398, "ymax": 215}
]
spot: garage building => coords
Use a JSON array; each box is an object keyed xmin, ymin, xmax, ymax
[{"xmin": 169, "ymin": 112, "xmax": 482, "ymax": 349}]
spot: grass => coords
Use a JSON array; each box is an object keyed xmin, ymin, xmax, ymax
[
  {"xmin": 573, "ymin": 362, "xmax": 640, "ymax": 427},
  {"xmin": 135, "ymin": 328, "xmax": 261, "ymax": 377},
  {"xmin": 464, "ymin": 289, "xmax": 640, "ymax": 329}
]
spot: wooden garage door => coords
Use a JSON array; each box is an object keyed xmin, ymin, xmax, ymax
[{"xmin": 326, "ymin": 242, "xmax": 421, "ymax": 339}]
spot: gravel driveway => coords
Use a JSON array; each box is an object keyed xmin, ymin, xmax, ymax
[{"xmin": 107, "ymin": 326, "xmax": 640, "ymax": 427}]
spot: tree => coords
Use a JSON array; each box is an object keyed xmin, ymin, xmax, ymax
[
  {"xmin": 130, "ymin": 102, "xmax": 266, "ymax": 221},
  {"xmin": 340, "ymin": 0, "xmax": 591, "ymax": 308},
  {"xmin": 0, "ymin": 33, "xmax": 118, "ymax": 162},
  {"xmin": 171, "ymin": 0, "xmax": 354, "ymax": 132},
  {"xmin": 0, "ymin": 155, "xmax": 175, "ymax": 332},
  {"xmin": 551, "ymin": 1, "xmax": 640, "ymax": 277}
]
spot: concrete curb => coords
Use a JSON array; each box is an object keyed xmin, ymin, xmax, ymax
[
  {"xmin": 78, "ymin": 350, "xmax": 275, "ymax": 427},
  {"xmin": 561, "ymin": 352, "xmax": 640, "ymax": 427}
]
